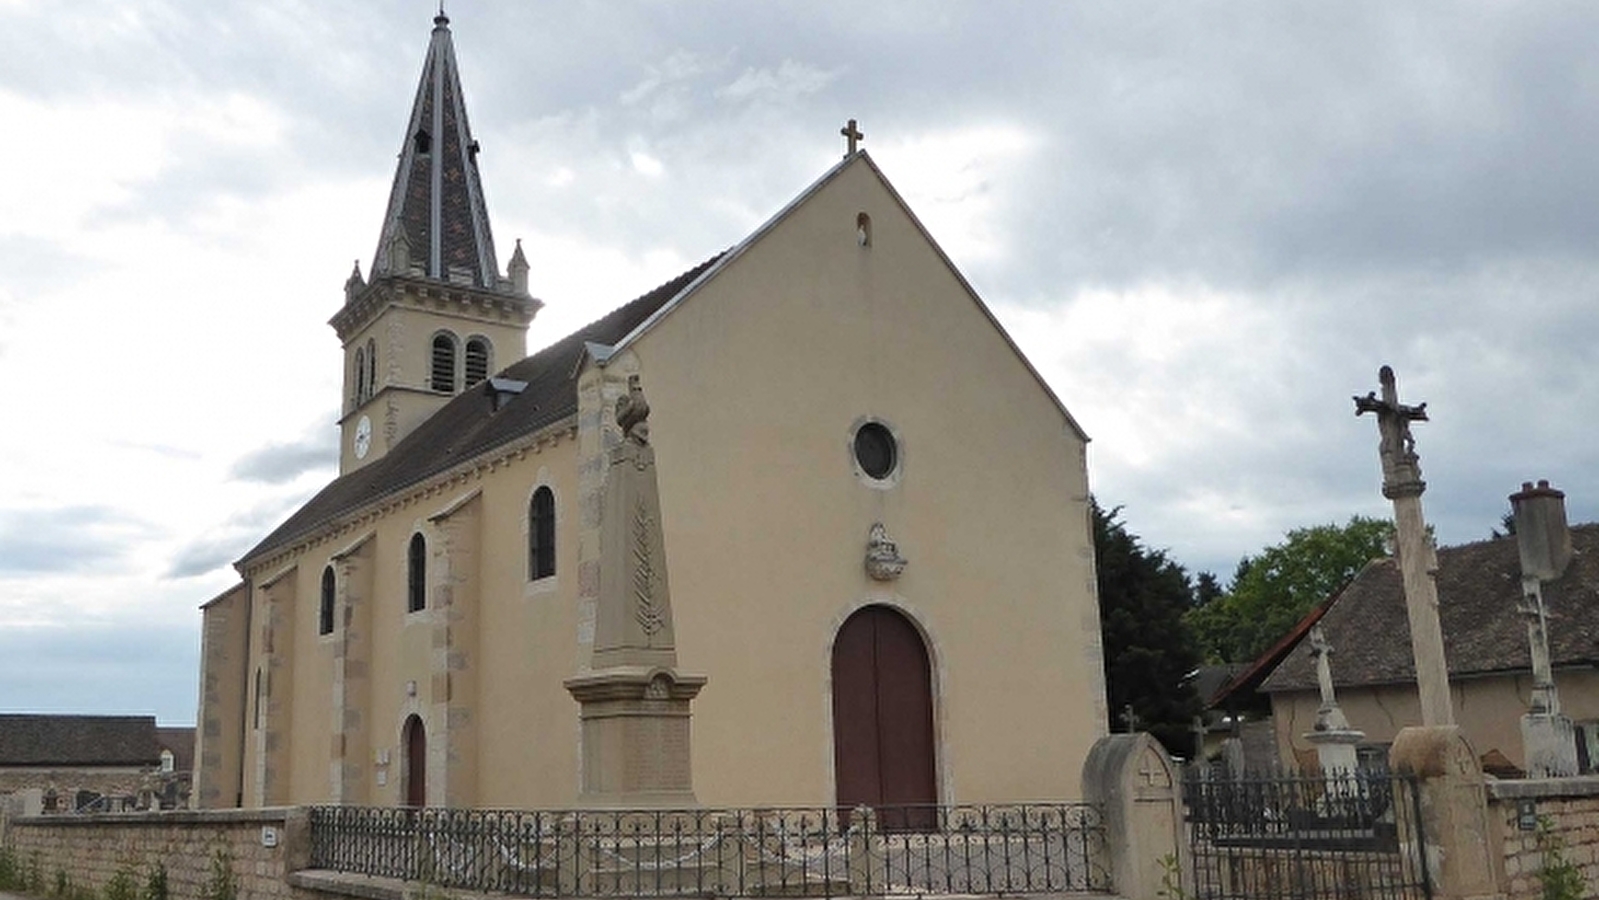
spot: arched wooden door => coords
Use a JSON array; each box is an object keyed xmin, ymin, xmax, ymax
[
  {"xmin": 402, "ymin": 715, "xmax": 426, "ymax": 807},
  {"xmin": 831, "ymin": 605, "xmax": 937, "ymax": 829}
]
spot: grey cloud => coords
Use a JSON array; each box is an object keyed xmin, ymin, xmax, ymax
[
  {"xmin": 165, "ymin": 491, "xmax": 323, "ymax": 579},
  {"xmin": 0, "ymin": 507, "xmax": 142, "ymax": 575},
  {"xmin": 229, "ymin": 427, "xmax": 336, "ymax": 484}
]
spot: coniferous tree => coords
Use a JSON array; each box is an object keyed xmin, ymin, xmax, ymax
[{"xmin": 1092, "ymin": 498, "xmax": 1204, "ymax": 757}]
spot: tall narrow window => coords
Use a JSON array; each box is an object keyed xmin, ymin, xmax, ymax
[
  {"xmin": 465, "ymin": 338, "xmax": 490, "ymax": 386},
  {"xmin": 407, "ymin": 533, "xmax": 427, "ymax": 612},
  {"xmin": 413, "ymin": 129, "xmax": 432, "ymax": 155},
  {"xmin": 856, "ymin": 212, "xmax": 873, "ymax": 247},
  {"xmin": 354, "ymin": 348, "xmax": 367, "ymax": 406},
  {"xmin": 365, "ymin": 338, "xmax": 377, "ymax": 400},
  {"xmin": 529, "ymin": 486, "xmax": 556, "ymax": 580},
  {"xmin": 319, "ymin": 566, "xmax": 336, "ymax": 635},
  {"xmin": 431, "ymin": 333, "xmax": 457, "ymax": 393}
]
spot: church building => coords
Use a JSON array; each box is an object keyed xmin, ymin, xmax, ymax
[{"xmin": 194, "ymin": 13, "xmax": 1107, "ymax": 811}]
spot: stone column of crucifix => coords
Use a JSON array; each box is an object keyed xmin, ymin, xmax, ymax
[
  {"xmin": 1354, "ymin": 366, "xmax": 1455, "ymax": 727},
  {"xmin": 1303, "ymin": 624, "xmax": 1364, "ymax": 775}
]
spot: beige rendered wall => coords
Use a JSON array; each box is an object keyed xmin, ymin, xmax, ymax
[
  {"xmin": 248, "ymin": 430, "xmax": 586, "ymax": 809},
  {"xmin": 195, "ymin": 583, "xmax": 249, "ymax": 809},
  {"xmin": 1273, "ymin": 669, "xmax": 1599, "ymax": 771},
  {"xmin": 625, "ymin": 157, "xmax": 1104, "ymax": 805}
]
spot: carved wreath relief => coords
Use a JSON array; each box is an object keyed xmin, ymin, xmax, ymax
[{"xmin": 633, "ymin": 496, "xmax": 664, "ymax": 637}]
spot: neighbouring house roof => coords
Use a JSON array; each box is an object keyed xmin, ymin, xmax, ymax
[
  {"xmin": 1260, "ymin": 524, "xmax": 1599, "ymax": 693},
  {"xmin": 241, "ymin": 255, "xmax": 722, "ymax": 566},
  {"xmin": 154, "ymin": 726, "xmax": 196, "ymax": 773},
  {"xmin": 0, "ymin": 715, "xmax": 161, "ymax": 767},
  {"xmin": 1207, "ymin": 592, "xmax": 1342, "ymax": 708}
]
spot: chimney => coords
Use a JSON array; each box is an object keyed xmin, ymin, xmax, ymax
[{"xmin": 1510, "ymin": 480, "xmax": 1573, "ymax": 581}]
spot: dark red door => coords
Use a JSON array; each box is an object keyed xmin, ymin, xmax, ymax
[
  {"xmin": 832, "ymin": 605, "xmax": 937, "ymax": 829},
  {"xmin": 403, "ymin": 715, "xmax": 426, "ymax": 807}
]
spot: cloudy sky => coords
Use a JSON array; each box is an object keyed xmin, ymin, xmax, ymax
[{"xmin": 3, "ymin": 1, "xmax": 1597, "ymax": 724}]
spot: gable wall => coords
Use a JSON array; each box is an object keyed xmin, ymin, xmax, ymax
[{"xmin": 628, "ymin": 158, "xmax": 1105, "ymax": 804}]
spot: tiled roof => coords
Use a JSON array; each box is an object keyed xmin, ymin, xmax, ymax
[
  {"xmin": 242, "ymin": 255, "xmax": 722, "ymax": 565},
  {"xmin": 0, "ymin": 714, "xmax": 160, "ymax": 767},
  {"xmin": 154, "ymin": 726, "xmax": 195, "ymax": 773},
  {"xmin": 1261, "ymin": 524, "xmax": 1599, "ymax": 692}
]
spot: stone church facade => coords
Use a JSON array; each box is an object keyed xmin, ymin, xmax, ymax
[{"xmin": 194, "ymin": 13, "xmax": 1107, "ymax": 811}]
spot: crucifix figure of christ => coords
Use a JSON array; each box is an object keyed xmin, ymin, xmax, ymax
[
  {"xmin": 1353, "ymin": 366, "xmax": 1454, "ymax": 726},
  {"xmin": 841, "ymin": 119, "xmax": 865, "ymax": 157}
]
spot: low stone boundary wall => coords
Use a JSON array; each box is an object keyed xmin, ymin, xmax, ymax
[
  {"xmin": 4, "ymin": 807, "xmax": 307, "ymax": 898},
  {"xmin": 1487, "ymin": 776, "xmax": 1599, "ymax": 900}
]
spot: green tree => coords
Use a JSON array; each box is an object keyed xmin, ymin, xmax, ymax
[
  {"xmin": 1187, "ymin": 516, "xmax": 1392, "ymax": 664},
  {"xmin": 1093, "ymin": 498, "xmax": 1204, "ymax": 757}
]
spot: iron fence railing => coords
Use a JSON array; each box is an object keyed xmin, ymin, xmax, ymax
[
  {"xmin": 307, "ymin": 802, "xmax": 1108, "ymax": 897},
  {"xmin": 1182, "ymin": 769, "xmax": 1431, "ymax": 900}
]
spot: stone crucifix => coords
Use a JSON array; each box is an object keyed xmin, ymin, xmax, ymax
[
  {"xmin": 841, "ymin": 118, "xmax": 865, "ymax": 157},
  {"xmin": 1308, "ymin": 624, "xmax": 1351, "ymax": 732},
  {"xmin": 1304, "ymin": 623, "xmax": 1365, "ymax": 774},
  {"xmin": 1353, "ymin": 366, "xmax": 1454, "ymax": 726}
]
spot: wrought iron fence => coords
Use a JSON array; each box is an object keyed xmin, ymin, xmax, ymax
[
  {"xmin": 307, "ymin": 802, "xmax": 1107, "ymax": 897},
  {"xmin": 1183, "ymin": 769, "xmax": 1431, "ymax": 900}
]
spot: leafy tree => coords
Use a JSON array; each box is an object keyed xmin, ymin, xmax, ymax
[
  {"xmin": 1187, "ymin": 516, "xmax": 1392, "ymax": 664},
  {"xmin": 1092, "ymin": 498, "xmax": 1204, "ymax": 757}
]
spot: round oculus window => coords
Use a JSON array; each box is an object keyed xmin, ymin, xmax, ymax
[{"xmin": 853, "ymin": 422, "xmax": 898, "ymax": 480}]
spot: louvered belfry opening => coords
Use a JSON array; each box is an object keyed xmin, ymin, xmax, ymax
[
  {"xmin": 465, "ymin": 338, "xmax": 489, "ymax": 386},
  {"xmin": 430, "ymin": 334, "xmax": 456, "ymax": 392}
]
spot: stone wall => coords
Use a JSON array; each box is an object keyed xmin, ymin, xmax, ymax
[
  {"xmin": 1488, "ymin": 777, "xmax": 1599, "ymax": 900},
  {"xmin": 4, "ymin": 808, "xmax": 306, "ymax": 899}
]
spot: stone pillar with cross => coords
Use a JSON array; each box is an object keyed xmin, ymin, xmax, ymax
[
  {"xmin": 1302, "ymin": 623, "xmax": 1365, "ymax": 774},
  {"xmin": 1354, "ymin": 366, "xmax": 1455, "ymax": 727}
]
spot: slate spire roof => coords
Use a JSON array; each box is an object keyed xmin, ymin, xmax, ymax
[{"xmin": 371, "ymin": 11, "xmax": 500, "ymax": 288}]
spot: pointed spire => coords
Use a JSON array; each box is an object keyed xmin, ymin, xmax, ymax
[
  {"xmin": 344, "ymin": 260, "xmax": 366, "ymax": 303},
  {"xmin": 508, "ymin": 238, "xmax": 530, "ymax": 295},
  {"xmin": 372, "ymin": 12, "xmax": 501, "ymax": 289}
]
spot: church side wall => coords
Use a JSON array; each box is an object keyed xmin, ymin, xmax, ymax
[
  {"xmin": 196, "ymin": 584, "xmax": 249, "ymax": 809},
  {"xmin": 247, "ymin": 429, "xmax": 585, "ymax": 810},
  {"xmin": 626, "ymin": 160, "xmax": 1103, "ymax": 805}
]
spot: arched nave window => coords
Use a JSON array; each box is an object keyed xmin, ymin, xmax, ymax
[{"xmin": 529, "ymin": 486, "xmax": 556, "ymax": 580}]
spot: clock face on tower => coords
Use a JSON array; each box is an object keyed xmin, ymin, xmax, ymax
[{"xmin": 354, "ymin": 415, "xmax": 372, "ymax": 459}]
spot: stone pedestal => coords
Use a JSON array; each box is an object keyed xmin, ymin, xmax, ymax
[
  {"xmin": 1521, "ymin": 712, "xmax": 1578, "ymax": 779},
  {"xmin": 1389, "ymin": 726, "xmax": 1506, "ymax": 900},
  {"xmin": 566, "ymin": 668, "xmax": 706, "ymax": 807},
  {"xmin": 1305, "ymin": 727, "xmax": 1364, "ymax": 775}
]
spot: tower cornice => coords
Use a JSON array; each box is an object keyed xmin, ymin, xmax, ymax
[{"xmin": 329, "ymin": 273, "xmax": 542, "ymax": 344}]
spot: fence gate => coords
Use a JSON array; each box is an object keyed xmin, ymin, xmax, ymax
[{"xmin": 1182, "ymin": 769, "xmax": 1431, "ymax": 900}]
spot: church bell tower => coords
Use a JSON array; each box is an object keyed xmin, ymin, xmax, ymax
[{"xmin": 331, "ymin": 12, "xmax": 541, "ymax": 474}]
